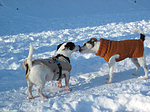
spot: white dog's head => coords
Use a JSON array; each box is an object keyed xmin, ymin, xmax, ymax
[
  {"xmin": 56, "ymin": 42, "xmax": 80, "ymax": 60},
  {"xmin": 79, "ymin": 38, "xmax": 98, "ymax": 53}
]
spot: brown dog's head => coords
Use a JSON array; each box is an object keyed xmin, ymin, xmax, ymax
[{"xmin": 79, "ymin": 38, "xmax": 98, "ymax": 53}]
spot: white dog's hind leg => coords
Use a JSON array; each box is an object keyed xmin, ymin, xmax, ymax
[
  {"xmin": 27, "ymin": 80, "xmax": 34, "ymax": 99},
  {"xmin": 107, "ymin": 54, "xmax": 119, "ymax": 84},
  {"xmin": 131, "ymin": 58, "xmax": 140, "ymax": 76},
  {"xmin": 37, "ymin": 86, "xmax": 48, "ymax": 99},
  {"xmin": 36, "ymin": 78, "xmax": 48, "ymax": 99},
  {"xmin": 138, "ymin": 56, "xmax": 149, "ymax": 80}
]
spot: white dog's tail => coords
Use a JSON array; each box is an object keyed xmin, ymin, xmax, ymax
[
  {"xmin": 132, "ymin": 29, "xmax": 145, "ymax": 41},
  {"xmin": 27, "ymin": 44, "xmax": 33, "ymax": 70}
]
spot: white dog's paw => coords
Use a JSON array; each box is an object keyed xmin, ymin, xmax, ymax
[
  {"xmin": 66, "ymin": 88, "xmax": 72, "ymax": 91},
  {"xmin": 58, "ymin": 84, "xmax": 62, "ymax": 88},
  {"xmin": 28, "ymin": 95, "xmax": 34, "ymax": 99},
  {"xmin": 42, "ymin": 95, "xmax": 49, "ymax": 99},
  {"xmin": 57, "ymin": 81, "xmax": 62, "ymax": 88}
]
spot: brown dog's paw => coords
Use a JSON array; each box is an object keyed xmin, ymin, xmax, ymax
[
  {"xmin": 106, "ymin": 81, "xmax": 111, "ymax": 84},
  {"xmin": 143, "ymin": 77, "xmax": 148, "ymax": 80}
]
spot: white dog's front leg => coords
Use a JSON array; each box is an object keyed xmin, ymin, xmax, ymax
[
  {"xmin": 107, "ymin": 54, "xmax": 119, "ymax": 84},
  {"xmin": 64, "ymin": 72, "xmax": 72, "ymax": 91}
]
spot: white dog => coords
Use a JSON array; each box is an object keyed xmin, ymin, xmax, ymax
[
  {"xmin": 79, "ymin": 30, "xmax": 148, "ymax": 84},
  {"xmin": 23, "ymin": 42, "xmax": 80, "ymax": 99}
]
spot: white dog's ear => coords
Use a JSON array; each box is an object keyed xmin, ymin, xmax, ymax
[
  {"xmin": 57, "ymin": 42, "xmax": 65, "ymax": 51},
  {"xmin": 64, "ymin": 42, "xmax": 75, "ymax": 50}
]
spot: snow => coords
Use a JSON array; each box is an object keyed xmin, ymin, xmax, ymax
[{"xmin": 0, "ymin": 0, "xmax": 150, "ymax": 111}]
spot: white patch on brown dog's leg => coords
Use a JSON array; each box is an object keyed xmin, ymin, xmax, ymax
[
  {"xmin": 107, "ymin": 54, "xmax": 119, "ymax": 84},
  {"xmin": 107, "ymin": 64, "xmax": 114, "ymax": 84},
  {"xmin": 138, "ymin": 55, "xmax": 149, "ymax": 80},
  {"xmin": 131, "ymin": 58, "xmax": 140, "ymax": 76},
  {"xmin": 142, "ymin": 66, "xmax": 148, "ymax": 80}
]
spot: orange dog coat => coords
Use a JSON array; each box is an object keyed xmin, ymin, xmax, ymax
[{"xmin": 96, "ymin": 38, "xmax": 144, "ymax": 62}]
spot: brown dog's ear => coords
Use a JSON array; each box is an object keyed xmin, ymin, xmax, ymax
[
  {"xmin": 86, "ymin": 38, "xmax": 97, "ymax": 48},
  {"xmin": 90, "ymin": 38, "xmax": 97, "ymax": 42}
]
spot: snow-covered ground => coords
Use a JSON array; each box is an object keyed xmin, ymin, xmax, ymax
[{"xmin": 0, "ymin": 0, "xmax": 150, "ymax": 111}]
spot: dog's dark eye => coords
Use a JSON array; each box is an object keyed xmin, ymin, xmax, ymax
[
  {"xmin": 65, "ymin": 42, "xmax": 75, "ymax": 50},
  {"xmin": 87, "ymin": 40, "xmax": 94, "ymax": 47}
]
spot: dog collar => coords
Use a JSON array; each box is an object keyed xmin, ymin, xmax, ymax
[{"xmin": 55, "ymin": 54, "xmax": 70, "ymax": 63}]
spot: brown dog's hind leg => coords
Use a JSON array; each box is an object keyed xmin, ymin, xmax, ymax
[
  {"xmin": 138, "ymin": 57, "xmax": 149, "ymax": 80},
  {"xmin": 131, "ymin": 58, "xmax": 140, "ymax": 76}
]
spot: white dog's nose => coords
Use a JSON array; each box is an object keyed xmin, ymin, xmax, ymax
[{"xmin": 79, "ymin": 46, "xmax": 82, "ymax": 52}]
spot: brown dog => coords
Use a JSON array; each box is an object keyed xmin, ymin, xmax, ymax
[{"xmin": 79, "ymin": 29, "xmax": 148, "ymax": 84}]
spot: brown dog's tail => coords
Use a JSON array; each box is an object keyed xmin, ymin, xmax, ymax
[{"xmin": 132, "ymin": 29, "xmax": 145, "ymax": 41}]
